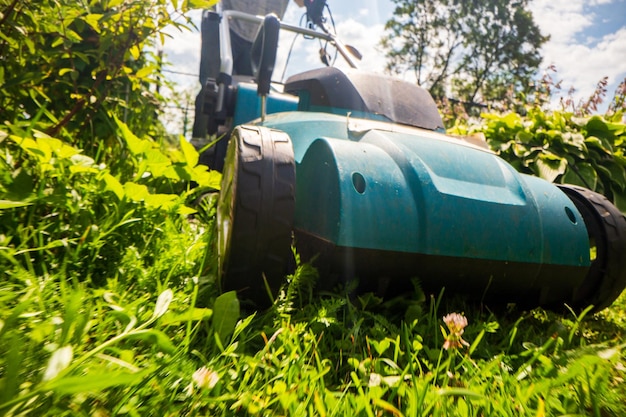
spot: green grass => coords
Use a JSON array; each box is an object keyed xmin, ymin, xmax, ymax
[
  {"xmin": 1, "ymin": 126, "xmax": 625, "ymax": 416},
  {"xmin": 1, "ymin": 220, "xmax": 625, "ymax": 416}
]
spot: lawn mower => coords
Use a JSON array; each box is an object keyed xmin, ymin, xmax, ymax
[{"xmin": 192, "ymin": 1, "xmax": 626, "ymax": 311}]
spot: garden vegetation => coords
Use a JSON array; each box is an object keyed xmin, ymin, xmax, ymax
[{"xmin": 1, "ymin": 0, "xmax": 626, "ymax": 415}]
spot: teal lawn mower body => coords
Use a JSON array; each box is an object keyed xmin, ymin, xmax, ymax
[{"xmin": 194, "ymin": 8, "xmax": 626, "ymax": 311}]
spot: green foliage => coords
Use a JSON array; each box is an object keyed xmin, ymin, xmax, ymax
[
  {"xmin": 451, "ymin": 108, "xmax": 626, "ymax": 212},
  {"xmin": 0, "ymin": 118, "xmax": 220, "ymax": 283},
  {"xmin": 0, "ymin": 0, "xmax": 216, "ymax": 163},
  {"xmin": 1, "ymin": 1, "xmax": 625, "ymax": 415},
  {"xmin": 212, "ymin": 291, "xmax": 240, "ymax": 345},
  {"xmin": 381, "ymin": 0, "xmax": 547, "ymax": 109}
]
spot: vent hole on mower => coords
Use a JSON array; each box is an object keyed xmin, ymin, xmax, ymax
[
  {"xmin": 564, "ymin": 206, "xmax": 577, "ymax": 224},
  {"xmin": 352, "ymin": 172, "xmax": 366, "ymax": 194}
]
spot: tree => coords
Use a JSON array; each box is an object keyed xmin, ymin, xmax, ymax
[
  {"xmin": 381, "ymin": 0, "xmax": 548, "ymax": 110},
  {"xmin": 381, "ymin": 0, "xmax": 463, "ymax": 100}
]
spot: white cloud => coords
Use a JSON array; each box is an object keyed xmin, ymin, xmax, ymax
[
  {"xmin": 529, "ymin": 0, "xmax": 626, "ymax": 104},
  {"xmin": 529, "ymin": 0, "xmax": 591, "ymax": 44},
  {"xmin": 551, "ymin": 27, "xmax": 626, "ymax": 93},
  {"xmin": 334, "ymin": 19, "xmax": 386, "ymax": 73}
]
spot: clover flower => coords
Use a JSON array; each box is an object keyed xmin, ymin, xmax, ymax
[
  {"xmin": 442, "ymin": 312, "xmax": 470, "ymax": 350},
  {"xmin": 192, "ymin": 366, "xmax": 220, "ymax": 390}
]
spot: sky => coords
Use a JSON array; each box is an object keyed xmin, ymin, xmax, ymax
[{"xmin": 162, "ymin": 0, "xmax": 626, "ymax": 134}]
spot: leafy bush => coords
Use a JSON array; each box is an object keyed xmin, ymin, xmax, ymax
[
  {"xmin": 451, "ymin": 109, "xmax": 626, "ymax": 212},
  {"xmin": 0, "ymin": 0, "xmax": 216, "ymax": 165}
]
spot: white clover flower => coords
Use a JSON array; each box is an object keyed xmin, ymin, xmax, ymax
[{"xmin": 192, "ymin": 366, "xmax": 220, "ymax": 390}]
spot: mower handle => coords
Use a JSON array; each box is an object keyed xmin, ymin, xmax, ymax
[{"xmin": 220, "ymin": 10, "xmax": 359, "ymax": 75}]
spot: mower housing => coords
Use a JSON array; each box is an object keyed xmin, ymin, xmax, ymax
[{"xmin": 194, "ymin": 9, "xmax": 626, "ymax": 311}]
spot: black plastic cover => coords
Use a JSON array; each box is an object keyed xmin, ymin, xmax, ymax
[
  {"xmin": 285, "ymin": 67, "xmax": 444, "ymax": 131},
  {"xmin": 285, "ymin": 67, "xmax": 443, "ymax": 130}
]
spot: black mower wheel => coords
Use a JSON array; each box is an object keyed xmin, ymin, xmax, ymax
[
  {"xmin": 217, "ymin": 125, "xmax": 296, "ymax": 306},
  {"xmin": 558, "ymin": 184, "xmax": 626, "ymax": 312}
]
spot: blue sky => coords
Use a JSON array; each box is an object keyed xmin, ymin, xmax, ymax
[{"xmin": 163, "ymin": 0, "xmax": 626, "ymax": 131}]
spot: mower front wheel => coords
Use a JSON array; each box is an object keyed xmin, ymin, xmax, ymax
[{"xmin": 217, "ymin": 125, "xmax": 296, "ymax": 306}]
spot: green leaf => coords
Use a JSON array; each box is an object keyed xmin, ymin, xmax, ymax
[
  {"xmin": 103, "ymin": 173, "xmax": 125, "ymax": 200},
  {"xmin": 535, "ymin": 154, "xmax": 567, "ymax": 182},
  {"xmin": 44, "ymin": 369, "xmax": 151, "ymax": 394},
  {"xmin": 544, "ymin": 129, "xmax": 564, "ymax": 144},
  {"xmin": 84, "ymin": 13, "xmax": 103, "ymax": 32},
  {"xmin": 180, "ymin": 136, "xmax": 199, "ymax": 167},
  {"xmin": 562, "ymin": 162, "xmax": 598, "ymax": 190},
  {"xmin": 177, "ymin": 205, "xmax": 198, "ymax": 216},
  {"xmin": 611, "ymin": 185, "xmax": 626, "ymax": 214},
  {"xmin": 371, "ymin": 397, "xmax": 403, "ymax": 414},
  {"xmin": 605, "ymin": 162, "xmax": 626, "ymax": 191},
  {"xmin": 192, "ymin": 165, "xmax": 222, "ymax": 189},
  {"xmin": 586, "ymin": 116, "xmax": 609, "ymax": 136},
  {"xmin": 129, "ymin": 45, "xmax": 141, "ymax": 60},
  {"xmin": 135, "ymin": 65, "xmax": 156, "ymax": 79},
  {"xmin": 515, "ymin": 130, "xmax": 534, "ymax": 143},
  {"xmin": 212, "ymin": 291, "xmax": 240, "ymax": 345},
  {"xmin": 187, "ymin": 0, "xmax": 219, "ymax": 9},
  {"xmin": 0, "ymin": 200, "xmax": 32, "ymax": 209},
  {"xmin": 144, "ymin": 193, "xmax": 178, "ymax": 210},
  {"xmin": 144, "ymin": 149, "xmax": 172, "ymax": 176},
  {"xmin": 563, "ymin": 132, "xmax": 586, "ymax": 150},
  {"xmin": 512, "ymin": 142, "xmax": 529, "ymax": 158},
  {"xmin": 59, "ymin": 68, "xmax": 75, "ymax": 77},
  {"xmin": 160, "ymin": 308, "xmax": 213, "ymax": 325},
  {"xmin": 502, "ymin": 112, "xmax": 522, "ymax": 129},
  {"xmin": 114, "ymin": 116, "xmax": 151, "ymax": 155},
  {"xmin": 369, "ymin": 338, "xmax": 391, "ymax": 355},
  {"xmin": 230, "ymin": 313, "xmax": 256, "ymax": 342},
  {"xmin": 124, "ymin": 182, "xmax": 150, "ymax": 201},
  {"xmin": 436, "ymin": 387, "xmax": 484, "ymax": 399},
  {"xmin": 126, "ymin": 329, "xmax": 177, "ymax": 354},
  {"xmin": 11, "ymin": 136, "xmax": 51, "ymax": 163},
  {"xmin": 0, "ymin": 333, "xmax": 23, "ymax": 405},
  {"xmin": 23, "ymin": 37, "xmax": 35, "ymax": 54},
  {"xmin": 34, "ymin": 134, "xmax": 81, "ymax": 160},
  {"xmin": 605, "ymin": 121, "xmax": 625, "ymax": 135},
  {"xmin": 70, "ymin": 154, "xmax": 96, "ymax": 168},
  {"xmin": 584, "ymin": 136, "xmax": 609, "ymax": 152},
  {"xmin": 152, "ymin": 289, "xmax": 173, "ymax": 320}
]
